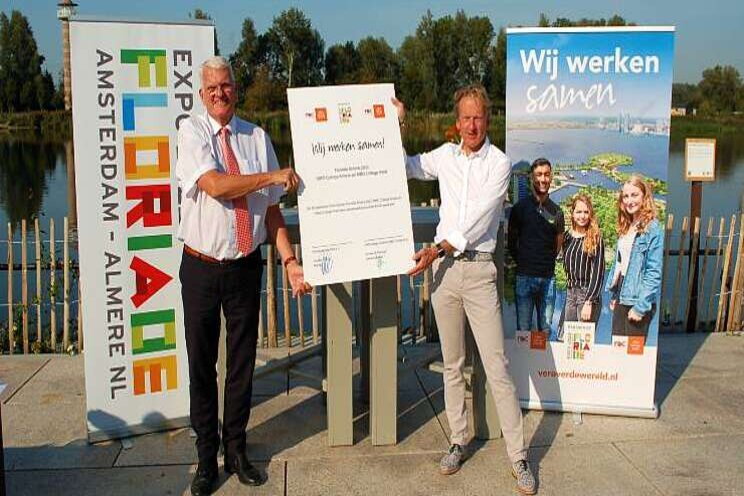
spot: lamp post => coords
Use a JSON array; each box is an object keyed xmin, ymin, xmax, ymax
[{"xmin": 57, "ymin": 0, "xmax": 78, "ymax": 111}]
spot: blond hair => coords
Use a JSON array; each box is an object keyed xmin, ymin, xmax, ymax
[
  {"xmin": 453, "ymin": 84, "xmax": 491, "ymax": 119},
  {"xmin": 617, "ymin": 174, "xmax": 658, "ymax": 235},
  {"xmin": 570, "ymin": 193, "xmax": 601, "ymax": 256}
]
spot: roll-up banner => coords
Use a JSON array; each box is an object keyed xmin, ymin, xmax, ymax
[
  {"xmin": 505, "ymin": 27, "xmax": 675, "ymax": 418},
  {"xmin": 70, "ymin": 17, "xmax": 215, "ymax": 441}
]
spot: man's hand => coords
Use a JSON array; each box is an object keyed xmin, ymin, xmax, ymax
[
  {"xmin": 438, "ymin": 240, "xmax": 456, "ymax": 255},
  {"xmin": 391, "ymin": 97, "xmax": 406, "ymax": 126},
  {"xmin": 609, "ymin": 299, "xmax": 616, "ymax": 311},
  {"xmin": 628, "ymin": 308, "xmax": 644, "ymax": 322},
  {"xmin": 273, "ymin": 168, "xmax": 300, "ymax": 192},
  {"xmin": 580, "ymin": 302, "xmax": 593, "ymax": 321},
  {"xmin": 407, "ymin": 246, "xmax": 438, "ymax": 277},
  {"xmin": 286, "ymin": 261, "xmax": 312, "ymax": 297}
]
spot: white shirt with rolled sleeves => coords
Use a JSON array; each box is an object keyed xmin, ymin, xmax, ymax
[
  {"xmin": 176, "ymin": 112, "xmax": 284, "ymax": 260},
  {"xmin": 404, "ymin": 137, "xmax": 511, "ymax": 254}
]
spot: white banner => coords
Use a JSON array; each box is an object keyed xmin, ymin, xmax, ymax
[
  {"xmin": 287, "ymin": 84, "xmax": 415, "ymax": 285},
  {"xmin": 70, "ymin": 18, "xmax": 214, "ymax": 441}
]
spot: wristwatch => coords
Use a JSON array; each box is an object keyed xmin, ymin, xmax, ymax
[{"xmin": 435, "ymin": 243, "xmax": 446, "ymax": 258}]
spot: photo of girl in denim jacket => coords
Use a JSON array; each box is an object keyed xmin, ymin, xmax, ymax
[{"xmin": 605, "ymin": 175, "xmax": 664, "ymax": 337}]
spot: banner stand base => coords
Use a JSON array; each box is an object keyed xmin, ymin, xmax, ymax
[
  {"xmin": 87, "ymin": 415, "xmax": 191, "ymax": 444},
  {"xmin": 520, "ymin": 400, "xmax": 659, "ymax": 419}
]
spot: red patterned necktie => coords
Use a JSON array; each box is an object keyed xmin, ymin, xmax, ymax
[{"xmin": 218, "ymin": 127, "xmax": 253, "ymax": 255}]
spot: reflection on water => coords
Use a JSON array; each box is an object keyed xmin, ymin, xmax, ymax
[{"xmin": 0, "ymin": 133, "xmax": 64, "ymax": 228}]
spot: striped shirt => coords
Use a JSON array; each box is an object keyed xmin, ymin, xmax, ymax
[{"xmin": 562, "ymin": 230, "xmax": 605, "ymax": 303}]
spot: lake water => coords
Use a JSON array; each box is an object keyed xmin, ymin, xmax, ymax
[{"xmin": 0, "ymin": 124, "xmax": 742, "ymax": 335}]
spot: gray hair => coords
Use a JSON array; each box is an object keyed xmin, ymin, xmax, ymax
[{"xmin": 200, "ymin": 55, "xmax": 235, "ymax": 84}]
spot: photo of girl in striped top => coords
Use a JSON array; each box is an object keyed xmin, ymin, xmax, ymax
[{"xmin": 558, "ymin": 193, "xmax": 605, "ymax": 340}]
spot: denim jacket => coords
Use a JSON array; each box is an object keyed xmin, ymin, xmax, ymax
[{"xmin": 604, "ymin": 219, "xmax": 663, "ymax": 317}]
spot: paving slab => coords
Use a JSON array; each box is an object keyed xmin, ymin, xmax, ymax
[
  {"xmin": 0, "ymin": 355, "xmax": 49, "ymax": 402},
  {"xmin": 615, "ymin": 434, "xmax": 744, "ymax": 496},
  {"xmin": 242, "ymin": 387, "xmax": 448, "ymax": 461},
  {"xmin": 5, "ymin": 356, "xmax": 84, "ymax": 406},
  {"xmin": 285, "ymin": 443, "xmax": 660, "ymax": 496},
  {"xmin": 2, "ymin": 399, "xmax": 120, "ymax": 470},
  {"xmin": 6, "ymin": 461, "xmax": 283, "ymax": 496},
  {"xmin": 658, "ymin": 333, "xmax": 744, "ymax": 380}
]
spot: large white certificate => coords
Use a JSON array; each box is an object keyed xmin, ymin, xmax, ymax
[{"xmin": 287, "ymin": 84, "xmax": 415, "ymax": 285}]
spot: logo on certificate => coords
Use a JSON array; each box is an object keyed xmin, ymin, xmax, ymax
[
  {"xmin": 530, "ymin": 331, "xmax": 547, "ymax": 351},
  {"xmin": 563, "ymin": 321, "xmax": 594, "ymax": 360},
  {"xmin": 627, "ymin": 336, "xmax": 645, "ymax": 355},
  {"xmin": 314, "ymin": 107, "xmax": 328, "ymax": 122},
  {"xmin": 373, "ymin": 104, "xmax": 385, "ymax": 118},
  {"xmin": 515, "ymin": 331, "xmax": 530, "ymax": 349},
  {"xmin": 338, "ymin": 103, "xmax": 352, "ymax": 124},
  {"xmin": 612, "ymin": 336, "xmax": 628, "ymax": 351}
]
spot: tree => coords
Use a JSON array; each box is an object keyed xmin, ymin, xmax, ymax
[
  {"xmin": 356, "ymin": 37, "xmax": 398, "ymax": 83},
  {"xmin": 538, "ymin": 14, "xmax": 631, "ymax": 27},
  {"xmin": 397, "ymin": 11, "xmax": 438, "ymax": 111},
  {"xmin": 487, "ymin": 28, "xmax": 507, "ymax": 113},
  {"xmin": 242, "ymin": 65, "xmax": 285, "ymax": 113},
  {"xmin": 324, "ymin": 42, "xmax": 359, "ymax": 84},
  {"xmin": 0, "ymin": 10, "xmax": 56, "ymax": 111},
  {"xmin": 397, "ymin": 10, "xmax": 494, "ymax": 112},
  {"xmin": 698, "ymin": 65, "xmax": 741, "ymax": 114},
  {"xmin": 672, "ymin": 83, "xmax": 701, "ymax": 112},
  {"xmin": 230, "ymin": 18, "xmax": 259, "ymax": 98},
  {"xmin": 260, "ymin": 8, "xmax": 324, "ymax": 88},
  {"xmin": 190, "ymin": 8, "xmax": 220, "ymax": 55}
]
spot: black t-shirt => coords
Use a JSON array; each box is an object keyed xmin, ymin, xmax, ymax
[{"xmin": 507, "ymin": 195, "xmax": 565, "ymax": 277}]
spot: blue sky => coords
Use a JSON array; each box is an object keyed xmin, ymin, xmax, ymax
[{"xmin": 3, "ymin": 0, "xmax": 743, "ymax": 84}]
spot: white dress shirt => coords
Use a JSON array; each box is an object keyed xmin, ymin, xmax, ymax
[
  {"xmin": 405, "ymin": 137, "xmax": 511, "ymax": 254},
  {"xmin": 176, "ymin": 112, "xmax": 283, "ymax": 260}
]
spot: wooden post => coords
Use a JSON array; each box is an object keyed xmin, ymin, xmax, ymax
[
  {"xmin": 50, "ymin": 219, "xmax": 56, "ymax": 352},
  {"xmin": 311, "ymin": 286, "xmax": 319, "ymax": 345},
  {"xmin": 688, "ymin": 182, "xmax": 703, "ymax": 331},
  {"xmin": 684, "ymin": 217, "xmax": 701, "ymax": 332},
  {"xmin": 696, "ymin": 217, "xmax": 714, "ymax": 331},
  {"xmin": 21, "ymin": 219, "xmax": 28, "ymax": 354},
  {"xmin": 63, "ymin": 217, "xmax": 70, "ymax": 350},
  {"xmin": 359, "ymin": 279, "xmax": 371, "ymax": 402},
  {"xmin": 77, "ymin": 281, "xmax": 83, "ymax": 352},
  {"xmin": 370, "ymin": 276, "xmax": 397, "ymax": 445},
  {"xmin": 34, "ymin": 218, "xmax": 41, "ymax": 344},
  {"xmin": 725, "ymin": 214, "xmax": 744, "ymax": 334},
  {"xmin": 670, "ymin": 216, "xmax": 689, "ymax": 327},
  {"xmin": 295, "ymin": 245, "xmax": 305, "ymax": 348},
  {"xmin": 7, "ymin": 223, "xmax": 13, "ymax": 355},
  {"xmin": 396, "ymin": 275, "xmax": 402, "ymax": 343},
  {"xmin": 323, "ymin": 283, "xmax": 354, "ymax": 446},
  {"xmin": 266, "ymin": 245, "xmax": 277, "ymax": 347},
  {"xmin": 707, "ymin": 218, "xmax": 726, "ymax": 328},
  {"xmin": 715, "ymin": 216, "xmax": 736, "ymax": 332},
  {"xmin": 282, "ymin": 255, "xmax": 291, "ymax": 347},
  {"xmin": 660, "ymin": 215, "xmax": 674, "ymax": 313}
]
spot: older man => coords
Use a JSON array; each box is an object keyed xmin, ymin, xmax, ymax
[
  {"xmin": 393, "ymin": 85, "xmax": 536, "ymax": 495},
  {"xmin": 176, "ymin": 56, "xmax": 310, "ymax": 496}
]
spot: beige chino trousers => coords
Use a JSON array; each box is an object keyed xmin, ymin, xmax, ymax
[{"xmin": 431, "ymin": 256, "xmax": 526, "ymax": 462}]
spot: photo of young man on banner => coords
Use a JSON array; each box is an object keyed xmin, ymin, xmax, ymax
[{"xmin": 504, "ymin": 26, "xmax": 675, "ymax": 418}]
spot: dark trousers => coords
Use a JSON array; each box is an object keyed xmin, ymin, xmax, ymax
[{"xmin": 180, "ymin": 248, "xmax": 263, "ymax": 463}]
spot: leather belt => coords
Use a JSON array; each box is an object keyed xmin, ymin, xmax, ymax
[
  {"xmin": 452, "ymin": 250, "xmax": 495, "ymax": 262},
  {"xmin": 184, "ymin": 245, "xmax": 244, "ymax": 265}
]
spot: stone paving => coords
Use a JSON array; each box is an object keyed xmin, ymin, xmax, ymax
[{"xmin": 2, "ymin": 333, "xmax": 744, "ymax": 495}]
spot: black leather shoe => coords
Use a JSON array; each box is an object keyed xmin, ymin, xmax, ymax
[
  {"xmin": 190, "ymin": 461, "xmax": 218, "ymax": 496},
  {"xmin": 224, "ymin": 452, "xmax": 266, "ymax": 486}
]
